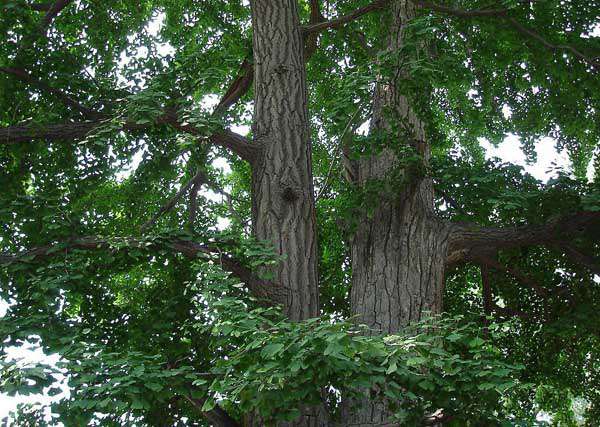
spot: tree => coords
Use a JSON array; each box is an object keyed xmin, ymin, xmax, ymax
[{"xmin": 1, "ymin": 0, "xmax": 599, "ymax": 425}]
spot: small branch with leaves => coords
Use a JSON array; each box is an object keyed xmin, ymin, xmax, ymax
[{"xmin": 0, "ymin": 236, "xmax": 276, "ymax": 301}]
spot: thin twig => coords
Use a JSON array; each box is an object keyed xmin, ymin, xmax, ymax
[
  {"xmin": 469, "ymin": 253, "xmax": 548, "ymax": 297},
  {"xmin": 302, "ymin": 0, "xmax": 389, "ymax": 34},
  {"xmin": 0, "ymin": 67, "xmax": 98, "ymax": 117},
  {"xmin": 141, "ymin": 170, "xmax": 208, "ymax": 232},
  {"xmin": 303, "ymin": 0, "xmax": 599, "ymax": 68},
  {"xmin": 315, "ymin": 104, "xmax": 363, "ymax": 201}
]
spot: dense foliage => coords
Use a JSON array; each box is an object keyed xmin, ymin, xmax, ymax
[{"xmin": 1, "ymin": 0, "xmax": 599, "ymax": 425}]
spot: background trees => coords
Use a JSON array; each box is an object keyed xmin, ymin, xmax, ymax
[{"xmin": 1, "ymin": 0, "xmax": 599, "ymax": 425}]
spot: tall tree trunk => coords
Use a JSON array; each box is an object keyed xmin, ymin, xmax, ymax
[
  {"xmin": 250, "ymin": 0, "xmax": 319, "ymax": 322},
  {"xmin": 248, "ymin": 1, "xmax": 326, "ymax": 426},
  {"xmin": 345, "ymin": 1, "xmax": 451, "ymax": 424}
]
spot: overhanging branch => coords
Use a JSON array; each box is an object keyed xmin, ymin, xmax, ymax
[
  {"xmin": 505, "ymin": 17, "xmax": 600, "ymax": 68},
  {"xmin": 448, "ymin": 212, "xmax": 600, "ymax": 276},
  {"xmin": 0, "ymin": 236, "xmax": 275, "ymax": 300},
  {"xmin": 415, "ymin": 1, "xmax": 509, "ymax": 18},
  {"xmin": 301, "ymin": 0, "xmax": 512, "ymax": 35},
  {"xmin": 302, "ymin": 0, "xmax": 598, "ymax": 68},
  {"xmin": 0, "ymin": 114, "xmax": 258, "ymax": 162},
  {"xmin": 449, "ymin": 212, "xmax": 600, "ymax": 252},
  {"xmin": 415, "ymin": 1, "xmax": 598, "ymax": 68}
]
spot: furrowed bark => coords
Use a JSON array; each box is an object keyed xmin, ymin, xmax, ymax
[
  {"xmin": 343, "ymin": 1, "xmax": 451, "ymax": 423},
  {"xmin": 247, "ymin": 1, "xmax": 325, "ymax": 425},
  {"xmin": 447, "ymin": 212, "xmax": 600, "ymax": 270},
  {"xmin": 250, "ymin": 0, "xmax": 319, "ymax": 320}
]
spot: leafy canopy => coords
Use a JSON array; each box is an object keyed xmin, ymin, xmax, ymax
[{"xmin": 1, "ymin": 0, "xmax": 599, "ymax": 425}]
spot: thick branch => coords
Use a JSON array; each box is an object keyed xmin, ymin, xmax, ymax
[
  {"xmin": 415, "ymin": 1, "xmax": 509, "ymax": 18},
  {"xmin": 449, "ymin": 212, "xmax": 600, "ymax": 254},
  {"xmin": 448, "ymin": 212, "xmax": 600, "ymax": 276},
  {"xmin": 184, "ymin": 396, "xmax": 240, "ymax": 427},
  {"xmin": 209, "ymin": 131, "xmax": 258, "ymax": 162},
  {"xmin": 213, "ymin": 59, "xmax": 254, "ymax": 116},
  {"xmin": 170, "ymin": 122, "xmax": 258, "ymax": 162},
  {"xmin": 0, "ymin": 120, "xmax": 100, "ymax": 144},
  {"xmin": 0, "ymin": 115, "xmax": 258, "ymax": 162}
]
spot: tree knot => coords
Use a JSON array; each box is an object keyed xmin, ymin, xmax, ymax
[{"xmin": 282, "ymin": 186, "xmax": 299, "ymax": 202}]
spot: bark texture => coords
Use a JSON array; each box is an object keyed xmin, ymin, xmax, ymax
[
  {"xmin": 247, "ymin": 1, "xmax": 325, "ymax": 425},
  {"xmin": 250, "ymin": 0, "xmax": 320, "ymax": 322},
  {"xmin": 345, "ymin": 1, "xmax": 450, "ymax": 424}
]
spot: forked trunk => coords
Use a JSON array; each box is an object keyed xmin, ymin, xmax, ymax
[
  {"xmin": 350, "ymin": 181, "xmax": 449, "ymax": 334},
  {"xmin": 344, "ymin": 1, "xmax": 450, "ymax": 424},
  {"xmin": 345, "ymin": 184, "xmax": 450, "ymax": 425}
]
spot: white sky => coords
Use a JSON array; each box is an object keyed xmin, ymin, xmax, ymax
[{"xmin": 480, "ymin": 135, "xmax": 594, "ymax": 182}]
